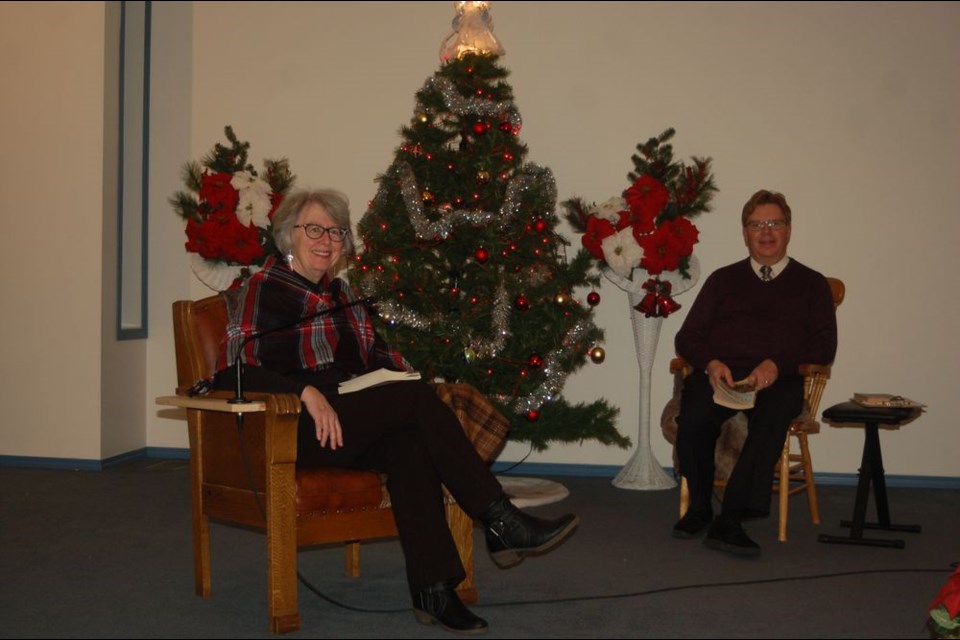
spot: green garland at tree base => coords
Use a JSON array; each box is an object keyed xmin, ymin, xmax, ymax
[{"xmin": 496, "ymin": 398, "xmax": 628, "ymax": 452}]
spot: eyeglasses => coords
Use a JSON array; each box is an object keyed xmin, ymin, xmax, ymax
[
  {"xmin": 745, "ymin": 219, "xmax": 788, "ymax": 232},
  {"xmin": 294, "ymin": 224, "xmax": 349, "ymax": 242}
]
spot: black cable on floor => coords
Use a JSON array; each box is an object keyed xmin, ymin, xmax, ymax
[{"xmin": 301, "ymin": 565, "xmax": 956, "ymax": 614}]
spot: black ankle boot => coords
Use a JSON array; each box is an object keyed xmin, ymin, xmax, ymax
[
  {"xmin": 413, "ymin": 581, "xmax": 488, "ymax": 635},
  {"xmin": 479, "ymin": 495, "xmax": 579, "ymax": 569}
]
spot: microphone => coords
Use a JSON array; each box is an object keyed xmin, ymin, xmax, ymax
[{"xmin": 229, "ymin": 295, "xmax": 378, "ymax": 404}]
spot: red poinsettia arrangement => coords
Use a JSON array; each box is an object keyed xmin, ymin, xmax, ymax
[
  {"xmin": 929, "ymin": 565, "xmax": 960, "ymax": 638},
  {"xmin": 169, "ymin": 126, "xmax": 295, "ymax": 290},
  {"xmin": 564, "ymin": 128, "xmax": 717, "ymax": 317}
]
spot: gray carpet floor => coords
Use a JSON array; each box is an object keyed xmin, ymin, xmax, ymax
[{"xmin": 2, "ymin": 458, "xmax": 957, "ymax": 638}]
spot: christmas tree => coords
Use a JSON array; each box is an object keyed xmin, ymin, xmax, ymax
[{"xmin": 353, "ymin": 12, "xmax": 625, "ymax": 452}]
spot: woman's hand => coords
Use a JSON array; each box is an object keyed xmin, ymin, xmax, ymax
[{"xmin": 300, "ymin": 385, "xmax": 344, "ymax": 450}]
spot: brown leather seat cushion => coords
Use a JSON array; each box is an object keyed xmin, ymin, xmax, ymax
[{"xmin": 295, "ymin": 468, "xmax": 389, "ymax": 514}]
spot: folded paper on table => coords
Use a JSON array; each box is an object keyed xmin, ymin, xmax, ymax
[{"xmin": 852, "ymin": 393, "xmax": 925, "ymax": 409}]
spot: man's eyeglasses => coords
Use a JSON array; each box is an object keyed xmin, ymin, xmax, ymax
[
  {"xmin": 294, "ymin": 224, "xmax": 349, "ymax": 242},
  {"xmin": 745, "ymin": 220, "xmax": 788, "ymax": 232}
]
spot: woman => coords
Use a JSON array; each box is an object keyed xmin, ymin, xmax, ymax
[{"xmin": 214, "ymin": 188, "xmax": 578, "ymax": 634}]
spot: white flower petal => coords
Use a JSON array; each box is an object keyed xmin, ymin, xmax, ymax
[
  {"xmin": 590, "ymin": 196, "xmax": 627, "ymax": 223},
  {"xmin": 601, "ymin": 227, "xmax": 644, "ymax": 278},
  {"xmin": 238, "ymin": 190, "xmax": 273, "ymax": 228}
]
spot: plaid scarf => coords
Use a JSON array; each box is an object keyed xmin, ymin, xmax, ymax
[{"xmin": 217, "ymin": 256, "xmax": 409, "ymax": 378}]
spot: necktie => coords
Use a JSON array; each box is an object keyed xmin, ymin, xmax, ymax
[{"xmin": 760, "ymin": 265, "xmax": 773, "ymax": 282}]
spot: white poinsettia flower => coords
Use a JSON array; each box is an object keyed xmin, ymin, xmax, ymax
[
  {"xmin": 590, "ymin": 196, "xmax": 627, "ymax": 223},
  {"xmin": 601, "ymin": 227, "xmax": 644, "ymax": 278},
  {"xmin": 231, "ymin": 171, "xmax": 273, "ymax": 228}
]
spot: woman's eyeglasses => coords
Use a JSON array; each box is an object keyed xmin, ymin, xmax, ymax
[{"xmin": 294, "ymin": 224, "xmax": 349, "ymax": 242}]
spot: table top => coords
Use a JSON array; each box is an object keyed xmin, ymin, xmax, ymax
[{"xmin": 823, "ymin": 401, "xmax": 922, "ymax": 428}]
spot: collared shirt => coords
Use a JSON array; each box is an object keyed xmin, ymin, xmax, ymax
[{"xmin": 750, "ymin": 256, "xmax": 790, "ymax": 281}]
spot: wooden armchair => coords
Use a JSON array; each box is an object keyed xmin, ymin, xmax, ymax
[
  {"xmin": 661, "ymin": 277, "xmax": 845, "ymax": 542},
  {"xmin": 169, "ymin": 294, "xmax": 477, "ymax": 633}
]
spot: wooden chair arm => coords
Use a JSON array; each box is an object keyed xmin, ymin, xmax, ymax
[
  {"xmin": 798, "ymin": 363, "xmax": 832, "ymax": 378},
  {"xmin": 670, "ymin": 357, "xmax": 692, "ymax": 376}
]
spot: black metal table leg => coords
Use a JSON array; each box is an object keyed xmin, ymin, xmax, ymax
[{"xmin": 818, "ymin": 421, "xmax": 921, "ymax": 548}]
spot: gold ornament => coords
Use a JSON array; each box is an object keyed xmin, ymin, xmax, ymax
[{"xmin": 589, "ymin": 346, "xmax": 606, "ymax": 364}]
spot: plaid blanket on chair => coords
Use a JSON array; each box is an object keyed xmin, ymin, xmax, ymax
[{"xmin": 434, "ymin": 383, "xmax": 510, "ymax": 463}]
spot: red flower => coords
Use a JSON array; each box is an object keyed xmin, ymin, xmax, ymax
[
  {"xmin": 184, "ymin": 218, "xmax": 223, "ymax": 261},
  {"xmin": 617, "ymin": 208, "xmax": 656, "ymax": 236},
  {"xmin": 638, "ymin": 225, "xmax": 683, "ymax": 275},
  {"xmin": 624, "ymin": 175, "xmax": 669, "ymax": 220},
  {"xmin": 661, "ymin": 217, "xmax": 700, "ymax": 257},
  {"xmin": 582, "ymin": 215, "xmax": 616, "ymax": 260},
  {"xmin": 199, "ymin": 172, "xmax": 239, "ymax": 214},
  {"xmin": 217, "ymin": 217, "xmax": 265, "ymax": 265},
  {"xmin": 930, "ymin": 566, "xmax": 960, "ymax": 619}
]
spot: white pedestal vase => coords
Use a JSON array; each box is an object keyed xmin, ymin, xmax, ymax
[{"xmin": 605, "ymin": 258, "xmax": 700, "ymax": 490}]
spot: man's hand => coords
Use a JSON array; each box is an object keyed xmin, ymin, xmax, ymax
[
  {"xmin": 705, "ymin": 359, "xmax": 735, "ymax": 391},
  {"xmin": 300, "ymin": 385, "xmax": 344, "ymax": 450},
  {"xmin": 748, "ymin": 359, "xmax": 779, "ymax": 391}
]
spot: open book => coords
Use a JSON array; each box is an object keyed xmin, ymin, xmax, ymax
[
  {"xmin": 713, "ymin": 378, "xmax": 757, "ymax": 410},
  {"xmin": 852, "ymin": 393, "xmax": 925, "ymax": 409},
  {"xmin": 337, "ymin": 368, "xmax": 421, "ymax": 395}
]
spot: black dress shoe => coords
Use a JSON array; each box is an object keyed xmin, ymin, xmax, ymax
[
  {"xmin": 479, "ymin": 495, "xmax": 579, "ymax": 569},
  {"xmin": 672, "ymin": 508, "xmax": 713, "ymax": 539},
  {"xmin": 413, "ymin": 581, "xmax": 488, "ymax": 635},
  {"xmin": 704, "ymin": 516, "xmax": 761, "ymax": 558}
]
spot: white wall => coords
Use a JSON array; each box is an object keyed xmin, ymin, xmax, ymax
[
  {"xmin": 3, "ymin": 2, "xmax": 958, "ymax": 480},
  {"xmin": 0, "ymin": 2, "xmax": 106, "ymax": 460}
]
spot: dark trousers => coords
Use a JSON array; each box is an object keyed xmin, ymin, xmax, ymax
[
  {"xmin": 676, "ymin": 370, "xmax": 803, "ymax": 518},
  {"xmin": 296, "ymin": 379, "xmax": 503, "ymax": 594}
]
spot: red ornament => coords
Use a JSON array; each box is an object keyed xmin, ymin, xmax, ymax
[
  {"xmin": 526, "ymin": 409, "xmax": 540, "ymax": 422},
  {"xmin": 534, "ymin": 219, "xmax": 548, "ymax": 233},
  {"xmin": 472, "ymin": 122, "xmax": 488, "ymax": 135},
  {"xmin": 587, "ymin": 291, "xmax": 601, "ymax": 306},
  {"xmin": 528, "ymin": 353, "xmax": 543, "ymax": 368},
  {"xmin": 499, "ymin": 122, "xmax": 512, "ymax": 132},
  {"xmin": 514, "ymin": 294, "xmax": 529, "ymax": 311},
  {"xmin": 475, "ymin": 248, "xmax": 489, "ymax": 263}
]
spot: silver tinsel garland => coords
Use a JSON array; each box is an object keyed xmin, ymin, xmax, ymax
[
  {"xmin": 424, "ymin": 76, "xmax": 522, "ymax": 133},
  {"xmin": 394, "ymin": 161, "xmax": 557, "ymax": 240}
]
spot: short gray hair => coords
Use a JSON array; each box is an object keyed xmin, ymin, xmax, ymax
[{"xmin": 272, "ymin": 188, "xmax": 354, "ymax": 262}]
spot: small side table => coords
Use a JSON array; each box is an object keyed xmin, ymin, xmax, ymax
[{"xmin": 817, "ymin": 401, "xmax": 923, "ymax": 549}]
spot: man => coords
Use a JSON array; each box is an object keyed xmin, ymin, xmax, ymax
[{"xmin": 671, "ymin": 189, "xmax": 837, "ymax": 557}]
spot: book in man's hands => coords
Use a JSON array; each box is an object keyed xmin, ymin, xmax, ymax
[
  {"xmin": 337, "ymin": 368, "xmax": 421, "ymax": 395},
  {"xmin": 852, "ymin": 393, "xmax": 925, "ymax": 409},
  {"xmin": 713, "ymin": 378, "xmax": 757, "ymax": 410}
]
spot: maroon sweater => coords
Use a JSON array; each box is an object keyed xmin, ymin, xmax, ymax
[{"xmin": 675, "ymin": 258, "xmax": 837, "ymax": 375}]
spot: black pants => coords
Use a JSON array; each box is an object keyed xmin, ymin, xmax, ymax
[
  {"xmin": 676, "ymin": 370, "xmax": 803, "ymax": 518},
  {"xmin": 296, "ymin": 379, "xmax": 503, "ymax": 594}
]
